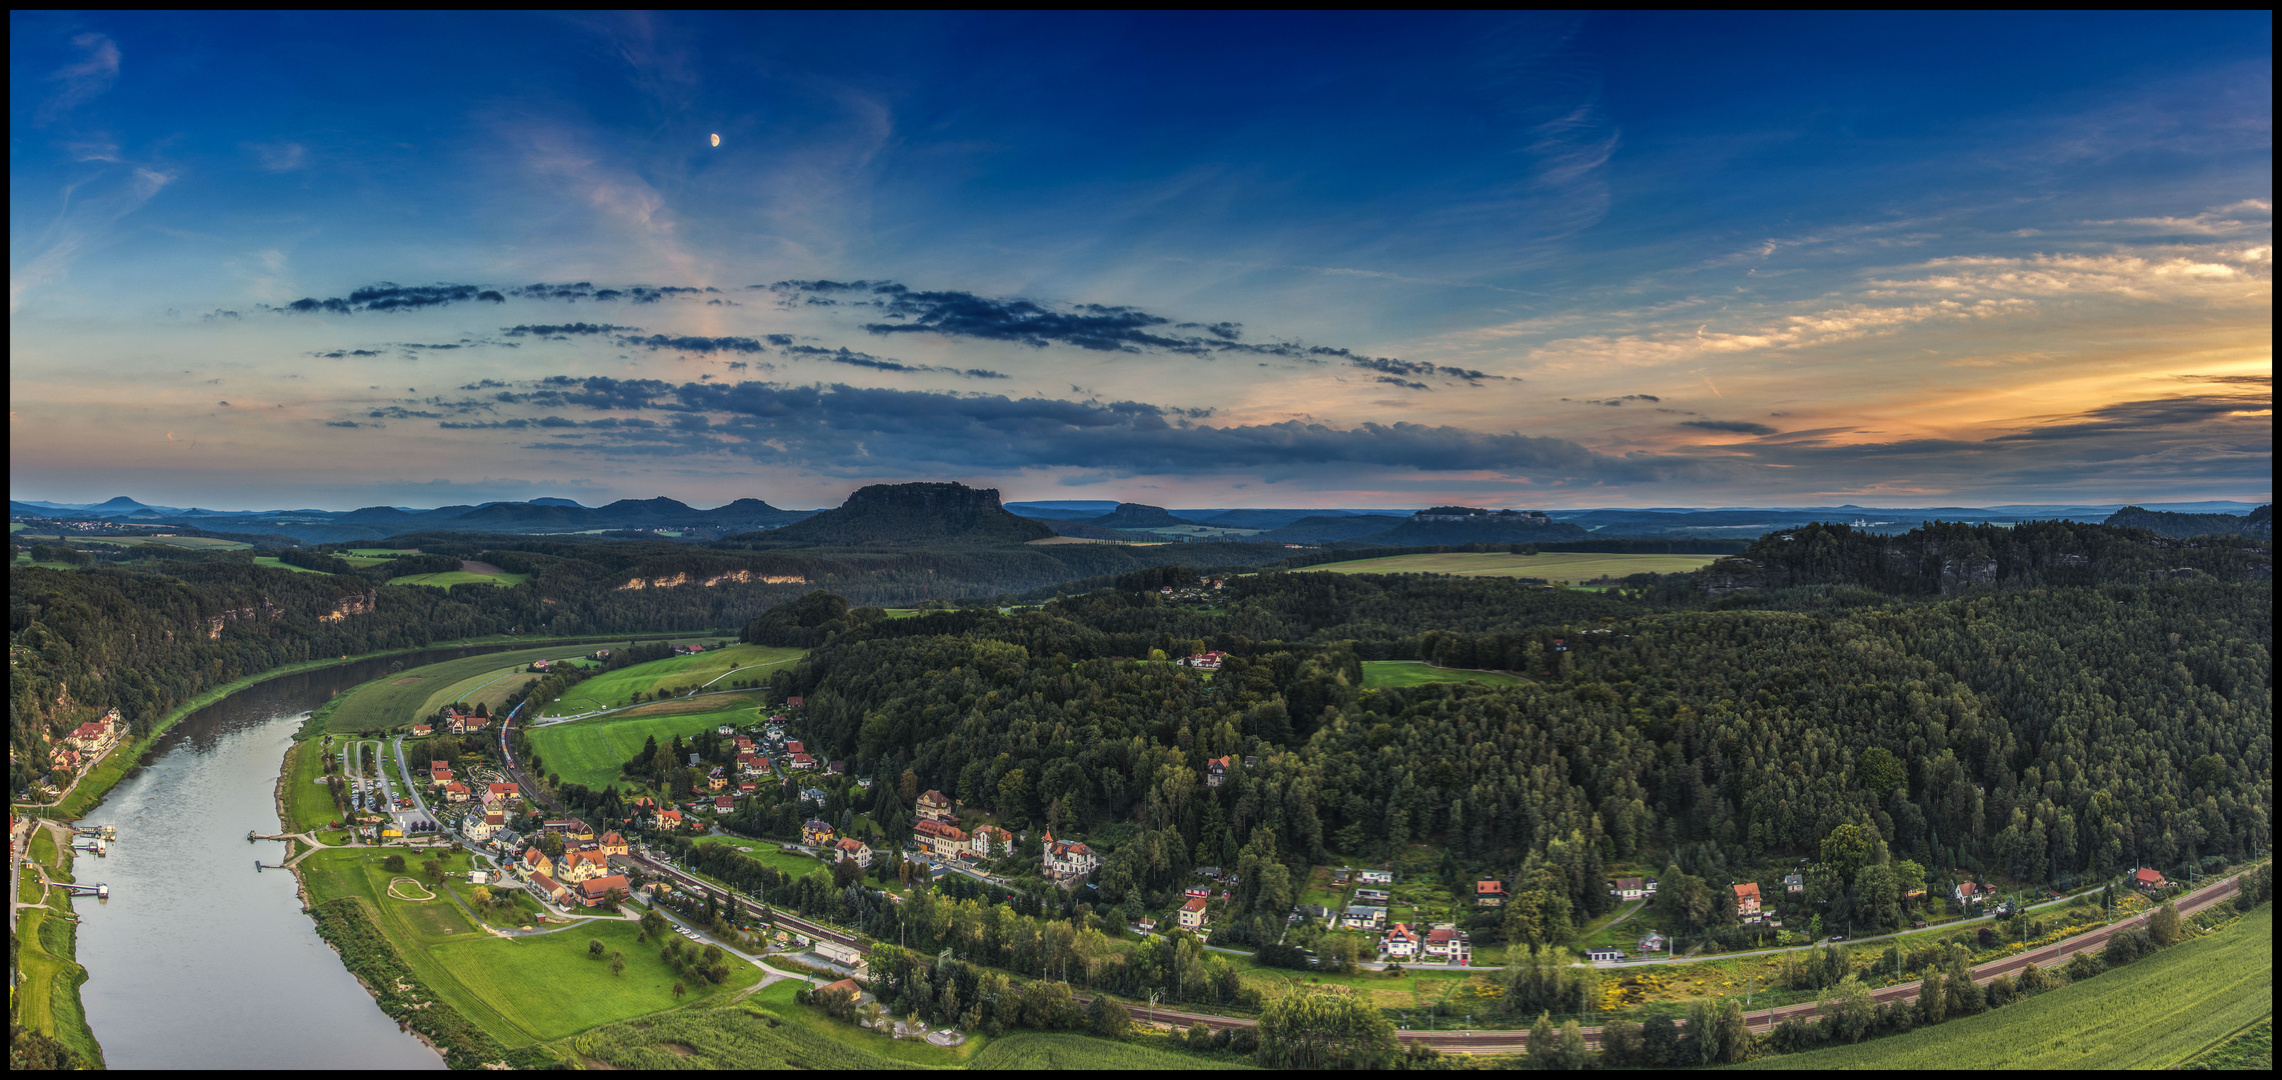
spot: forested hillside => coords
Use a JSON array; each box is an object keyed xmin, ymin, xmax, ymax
[{"xmin": 749, "ymin": 519, "xmax": 2269, "ymax": 951}]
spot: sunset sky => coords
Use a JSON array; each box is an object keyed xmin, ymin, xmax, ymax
[{"xmin": 9, "ymin": 12, "xmax": 2271, "ymax": 511}]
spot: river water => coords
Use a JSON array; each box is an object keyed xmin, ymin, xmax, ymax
[{"xmin": 72, "ymin": 645, "xmax": 553, "ymax": 1069}]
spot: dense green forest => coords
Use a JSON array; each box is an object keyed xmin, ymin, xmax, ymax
[
  {"xmin": 738, "ymin": 519, "xmax": 2268, "ymax": 951},
  {"xmin": 6, "ymin": 526, "xmax": 1293, "ymax": 794}
]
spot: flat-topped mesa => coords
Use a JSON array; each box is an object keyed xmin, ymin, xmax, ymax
[
  {"xmin": 842, "ymin": 482, "xmax": 1008, "ymax": 515},
  {"xmin": 760, "ymin": 482, "xmax": 1052, "ymax": 545}
]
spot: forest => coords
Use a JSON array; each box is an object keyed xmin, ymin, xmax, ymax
[{"xmin": 742, "ymin": 518, "xmax": 2268, "ymax": 952}]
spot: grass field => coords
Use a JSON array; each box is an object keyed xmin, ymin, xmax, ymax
[
  {"xmin": 527, "ymin": 701, "xmax": 771, "ymax": 789},
  {"xmin": 1360, "ymin": 660, "xmax": 1531, "ymax": 689},
  {"xmin": 12, "ymin": 830, "xmax": 102, "ymax": 1066},
  {"xmin": 540, "ymin": 645, "xmax": 805, "ymax": 717},
  {"xmin": 697, "ymin": 840, "xmax": 831, "ymax": 880},
  {"xmin": 559, "ymin": 1000, "xmax": 928, "ymax": 1070},
  {"xmin": 281, "ymin": 740, "xmax": 344, "ymax": 832},
  {"xmin": 970, "ymin": 1031, "xmax": 1255, "ymax": 1069},
  {"xmin": 1732, "ymin": 903, "xmax": 2273, "ymax": 1070},
  {"xmin": 252, "ymin": 555, "xmax": 331, "ymax": 574},
  {"xmin": 2183, "ymin": 1016, "xmax": 2272, "ymax": 1070},
  {"xmin": 745, "ymin": 978, "xmax": 992, "ymax": 1066},
  {"xmin": 320, "ymin": 644, "xmax": 715, "ymax": 734},
  {"xmin": 388, "ymin": 569, "xmax": 533, "ymax": 588},
  {"xmin": 1303, "ymin": 551, "xmax": 1720, "ymax": 583},
  {"xmin": 298, "ymin": 845, "xmax": 754, "ymax": 1046}
]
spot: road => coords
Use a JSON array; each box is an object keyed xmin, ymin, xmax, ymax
[{"xmin": 391, "ymin": 734, "xmax": 435, "ymax": 827}]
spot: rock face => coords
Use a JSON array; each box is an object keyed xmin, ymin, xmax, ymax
[{"xmin": 759, "ymin": 483, "xmax": 1054, "ymax": 546}]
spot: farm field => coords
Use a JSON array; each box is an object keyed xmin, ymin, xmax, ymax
[
  {"xmin": 540, "ymin": 644, "xmax": 805, "ymax": 716},
  {"xmin": 318, "ymin": 640, "xmax": 718, "ymax": 735},
  {"xmin": 252, "ymin": 555, "xmax": 330, "ymax": 574},
  {"xmin": 1732, "ymin": 902, "xmax": 2273, "ymax": 1070},
  {"xmin": 419, "ymin": 661, "xmax": 554, "ymax": 718},
  {"xmin": 320, "ymin": 645, "xmax": 600, "ymax": 734},
  {"xmin": 969, "ymin": 1031, "xmax": 1254, "ymax": 1069},
  {"xmin": 1360, "ymin": 660, "xmax": 1530, "ymax": 689},
  {"xmin": 18, "ymin": 533, "xmax": 252, "ymax": 551},
  {"xmin": 1303, "ymin": 551, "xmax": 1720, "ymax": 583},
  {"xmin": 526, "ymin": 700, "xmax": 769, "ymax": 790},
  {"xmin": 388, "ymin": 569, "xmax": 532, "ymax": 588},
  {"xmin": 2183, "ymin": 1017, "xmax": 2271, "ymax": 1070},
  {"xmin": 558, "ymin": 999, "xmax": 927, "ymax": 1070},
  {"xmin": 299, "ymin": 846, "xmax": 754, "ymax": 1047}
]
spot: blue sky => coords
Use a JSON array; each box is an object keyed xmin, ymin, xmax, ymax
[{"xmin": 10, "ymin": 12, "xmax": 2270, "ymax": 510}]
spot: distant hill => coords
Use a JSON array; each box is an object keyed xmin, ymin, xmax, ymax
[
  {"xmin": 1081, "ymin": 503, "xmax": 1189, "ymax": 529},
  {"xmin": 1254, "ymin": 515, "xmax": 1402, "ymax": 543},
  {"xmin": 1364, "ymin": 509, "xmax": 1590, "ymax": 545},
  {"xmin": 2104, "ymin": 504, "xmax": 2271, "ymax": 539},
  {"xmin": 759, "ymin": 482, "xmax": 1053, "ymax": 546},
  {"xmin": 1023, "ymin": 518, "xmax": 1137, "ymax": 540}
]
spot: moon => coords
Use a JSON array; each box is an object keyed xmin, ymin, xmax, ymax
[{"xmin": 710, "ymin": 133, "xmax": 720, "ymax": 147}]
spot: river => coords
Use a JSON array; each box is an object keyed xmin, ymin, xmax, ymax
[{"xmin": 71, "ymin": 644, "xmax": 556, "ymax": 1070}]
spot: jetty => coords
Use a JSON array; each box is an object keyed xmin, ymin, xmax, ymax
[
  {"xmin": 247, "ymin": 830, "xmax": 296, "ymax": 841},
  {"xmin": 56, "ymin": 883, "xmax": 110, "ymax": 899}
]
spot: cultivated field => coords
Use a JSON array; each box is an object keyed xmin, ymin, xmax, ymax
[
  {"xmin": 1303, "ymin": 551, "xmax": 1720, "ymax": 583},
  {"xmin": 1360, "ymin": 660, "xmax": 1530, "ymax": 689},
  {"xmin": 526, "ymin": 699, "xmax": 769, "ymax": 790},
  {"xmin": 1733, "ymin": 902, "xmax": 2273, "ymax": 1070},
  {"xmin": 970, "ymin": 1031, "xmax": 1255, "ymax": 1069},
  {"xmin": 558, "ymin": 1000, "xmax": 928, "ymax": 1070},
  {"xmin": 319, "ymin": 641, "xmax": 717, "ymax": 734},
  {"xmin": 541, "ymin": 644, "xmax": 803, "ymax": 717},
  {"xmin": 388, "ymin": 569, "xmax": 533, "ymax": 588},
  {"xmin": 251, "ymin": 555, "xmax": 330, "ymax": 574}
]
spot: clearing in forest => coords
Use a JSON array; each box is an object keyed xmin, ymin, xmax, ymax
[
  {"xmin": 1360, "ymin": 661, "xmax": 1530, "ymax": 689},
  {"xmin": 526, "ymin": 702, "xmax": 769, "ymax": 790}
]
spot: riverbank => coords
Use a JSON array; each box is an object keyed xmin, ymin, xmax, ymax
[
  {"xmin": 11, "ymin": 823, "xmax": 104, "ymax": 1068},
  {"xmin": 20, "ymin": 629, "xmax": 727, "ymax": 820}
]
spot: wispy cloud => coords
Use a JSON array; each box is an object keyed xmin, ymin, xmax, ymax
[{"xmin": 38, "ymin": 31, "xmax": 120, "ymax": 122}]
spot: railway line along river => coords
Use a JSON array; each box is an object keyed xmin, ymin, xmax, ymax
[{"xmin": 69, "ymin": 645, "xmax": 551, "ymax": 1069}]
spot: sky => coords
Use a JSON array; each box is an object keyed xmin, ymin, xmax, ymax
[{"xmin": 8, "ymin": 12, "xmax": 2271, "ymax": 512}]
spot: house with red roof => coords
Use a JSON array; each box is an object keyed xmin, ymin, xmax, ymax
[
  {"xmin": 1042, "ymin": 831, "xmax": 1098, "ymax": 880},
  {"xmin": 915, "ymin": 789, "xmax": 955, "ymax": 823},
  {"xmin": 443, "ymin": 781, "xmax": 470, "ymax": 802},
  {"xmin": 1733, "ymin": 881, "xmax": 1762, "ymax": 918},
  {"xmin": 2133, "ymin": 868, "xmax": 2169, "ymax": 890},
  {"xmin": 527, "ymin": 872, "xmax": 570, "ymax": 907},
  {"xmin": 1381, "ymin": 923, "xmax": 1421, "ymax": 958},
  {"xmin": 1425, "ymin": 925, "xmax": 1472, "ymax": 964},
  {"xmin": 522, "ymin": 846, "xmax": 555, "ymax": 879},
  {"xmin": 599, "ymin": 831, "xmax": 629, "ymax": 856},
  {"xmin": 577, "ymin": 874, "xmax": 630, "ymax": 907},
  {"xmin": 915, "ymin": 818, "xmax": 968, "ymax": 859},
  {"xmin": 1476, "ymin": 880, "xmax": 1508, "ymax": 908},
  {"xmin": 835, "ymin": 836, "xmax": 873, "ymax": 868},
  {"xmin": 1178, "ymin": 896, "xmax": 1210, "ymax": 930}
]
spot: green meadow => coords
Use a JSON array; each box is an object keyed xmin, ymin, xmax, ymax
[
  {"xmin": 540, "ymin": 644, "xmax": 806, "ymax": 717},
  {"xmin": 1360, "ymin": 660, "xmax": 1531, "ymax": 689},
  {"xmin": 388, "ymin": 569, "xmax": 532, "ymax": 588},
  {"xmin": 526, "ymin": 698, "xmax": 770, "ymax": 790},
  {"xmin": 298, "ymin": 845, "xmax": 756, "ymax": 1047}
]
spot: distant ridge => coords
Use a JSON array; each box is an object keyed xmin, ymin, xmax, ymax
[
  {"xmin": 1081, "ymin": 503, "xmax": 1189, "ymax": 529},
  {"xmin": 2103, "ymin": 504, "xmax": 2271, "ymax": 540}
]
